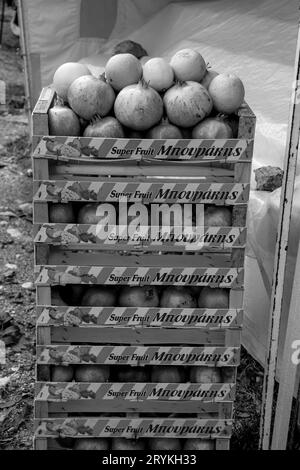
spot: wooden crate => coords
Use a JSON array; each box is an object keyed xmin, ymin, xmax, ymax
[{"xmin": 32, "ymin": 86, "xmax": 255, "ymax": 451}]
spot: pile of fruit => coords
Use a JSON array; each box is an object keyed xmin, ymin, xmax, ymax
[
  {"xmin": 53, "ymin": 284, "xmax": 229, "ymax": 310},
  {"xmin": 50, "ymin": 48, "xmax": 245, "ymax": 139}
]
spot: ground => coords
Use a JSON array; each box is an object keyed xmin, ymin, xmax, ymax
[{"xmin": 0, "ymin": 6, "xmax": 282, "ymax": 451}]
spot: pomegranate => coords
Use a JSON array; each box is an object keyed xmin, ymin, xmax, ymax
[
  {"xmin": 81, "ymin": 286, "xmax": 117, "ymax": 306},
  {"xmin": 143, "ymin": 57, "xmax": 174, "ymax": 92},
  {"xmin": 49, "ymin": 102, "xmax": 80, "ymax": 136},
  {"xmin": 201, "ymin": 70, "xmax": 219, "ymax": 89},
  {"xmin": 51, "ymin": 366, "xmax": 74, "ymax": 382},
  {"xmin": 73, "ymin": 438, "xmax": 109, "ymax": 450},
  {"xmin": 118, "ymin": 286, "xmax": 159, "ymax": 307},
  {"xmin": 105, "ymin": 53, "xmax": 143, "ymax": 91},
  {"xmin": 116, "ymin": 366, "xmax": 149, "ymax": 382},
  {"xmin": 74, "ymin": 365, "xmax": 110, "ymax": 382},
  {"xmin": 49, "ymin": 203, "xmax": 75, "ymax": 223},
  {"xmin": 114, "ymin": 80, "xmax": 163, "ymax": 131},
  {"xmin": 204, "ymin": 206, "xmax": 232, "ymax": 226},
  {"xmin": 160, "ymin": 286, "xmax": 196, "ymax": 308},
  {"xmin": 53, "ymin": 62, "xmax": 91, "ymax": 101},
  {"xmin": 149, "ymin": 438, "xmax": 181, "ymax": 450},
  {"xmin": 208, "ymin": 73, "xmax": 245, "ymax": 114},
  {"xmin": 83, "ymin": 115, "xmax": 124, "ymax": 138},
  {"xmin": 198, "ymin": 287, "xmax": 229, "ymax": 308},
  {"xmin": 163, "ymin": 81, "xmax": 213, "ymax": 128},
  {"xmin": 170, "ymin": 49, "xmax": 206, "ymax": 82},
  {"xmin": 146, "ymin": 118, "xmax": 182, "ymax": 139},
  {"xmin": 184, "ymin": 439, "xmax": 214, "ymax": 450},
  {"xmin": 190, "ymin": 366, "xmax": 222, "ymax": 383},
  {"xmin": 68, "ymin": 75, "xmax": 115, "ymax": 120},
  {"xmin": 112, "ymin": 439, "xmax": 145, "ymax": 450},
  {"xmin": 192, "ymin": 117, "xmax": 233, "ymax": 139},
  {"xmin": 151, "ymin": 366, "xmax": 185, "ymax": 383}
]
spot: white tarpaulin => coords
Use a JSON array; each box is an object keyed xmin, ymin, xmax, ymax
[{"xmin": 21, "ymin": 0, "xmax": 300, "ymax": 376}]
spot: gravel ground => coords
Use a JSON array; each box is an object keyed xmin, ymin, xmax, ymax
[{"xmin": 0, "ymin": 6, "xmax": 269, "ymax": 451}]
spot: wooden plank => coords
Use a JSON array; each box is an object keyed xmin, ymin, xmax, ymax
[
  {"xmin": 216, "ymin": 438, "xmax": 230, "ymax": 450},
  {"xmin": 48, "ymin": 326, "xmax": 241, "ymax": 346},
  {"xmin": 39, "ymin": 400, "xmax": 233, "ymax": 416},
  {"xmin": 35, "ymin": 382, "xmax": 235, "ymax": 404},
  {"xmin": 34, "ymin": 265, "xmax": 244, "ymax": 289},
  {"xmin": 32, "ymin": 136, "xmax": 252, "ymax": 162},
  {"xmin": 36, "ymin": 306, "xmax": 244, "ymax": 329},
  {"xmin": 33, "ymin": 180, "xmax": 250, "ymax": 205},
  {"xmin": 33, "ymin": 437, "xmax": 48, "ymax": 450},
  {"xmin": 36, "ymin": 286, "xmax": 51, "ymax": 306},
  {"xmin": 232, "ymin": 205, "xmax": 248, "ymax": 227},
  {"xmin": 36, "ymin": 345, "xmax": 240, "ymax": 367},
  {"xmin": 271, "ymin": 236, "xmax": 300, "ymax": 449},
  {"xmin": 259, "ymin": 21, "xmax": 300, "ymax": 450},
  {"xmin": 34, "ymin": 223, "xmax": 247, "ymax": 251},
  {"xmin": 32, "ymin": 87, "xmax": 55, "ymax": 136},
  {"xmin": 34, "ymin": 417, "xmax": 232, "ymax": 439}
]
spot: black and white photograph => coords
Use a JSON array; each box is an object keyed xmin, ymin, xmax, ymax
[{"xmin": 0, "ymin": 0, "xmax": 299, "ymax": 456}]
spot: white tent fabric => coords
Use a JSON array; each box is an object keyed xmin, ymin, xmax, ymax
[{"xmin": 21, "ymin": 0, "xmax": 300, "ymax": 377}]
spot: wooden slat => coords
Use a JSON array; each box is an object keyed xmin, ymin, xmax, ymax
[
  {"xmin": 33, "ymin": 179, "xmax": 250, "ymax": 204},
  {"xmin": 36, "ymin": 345, "xmax": 240, "ymax": 366},
  {"xmin": 34, "ymin": 265, "xmax": 244, "ymax": 289},
  {"xmin": 36, "ymin": 306, "xmax": 243, "ymax": 329},
  {"xmin": 34, "ymin": 417, "xmax": 232, "ymax": 439}
]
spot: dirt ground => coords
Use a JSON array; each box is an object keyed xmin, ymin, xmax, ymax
[{"xmin": 0, "ymin": 6, "xmax": 270, "ymax": 451}]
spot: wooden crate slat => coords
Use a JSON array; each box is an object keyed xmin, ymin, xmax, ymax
[
  {"xmin": 32, "ymin": 135, "xmax": 253, "ymax": 162},
  {"xmin": 34, "ymin": 417, "xmax": 232, "ymax": 439},
  {"xmin": 35, "ymin": 382, "xmax": 235, "ymax": 403},
  {"xmin": 34, "ymin": 223, "xmax": 247, "ymax": 250},
  {"xmin": 45, "ymin": 325, "xmax": 240, "ymax": 346},
  {"xmin": 36, "ymin": 345, "xmax": 240, "ymax": 366},
  {"xmin": 34, "ymin": 265, "xmax": 244, "ymax": 288},
  {"xmin": 33, "ymin": 180, "xmax": 250, "ymax": 204},
  {"xmin": 36, "ymin": 306, "xmax": 243, "ymax": 329}
]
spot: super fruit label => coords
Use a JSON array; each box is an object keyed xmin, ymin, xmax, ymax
[
  {"xmin": 35, "ymin": 417, "xmax": 232, "ymax": 438},
  {"xmin": 37, "ymin": 306, "xmax": 243, "ymax": 328},
  {"xmin": 35, "ymin": 224, "xmax": 246, "ymax": 249},
  {"xmin": 37, "ymin": 345, "xmax": 239, "ymax": 366},
  {"xmin": 34, "ymin": 180, "xmax": 250, "ymax": 204},
  {"xmin": 33, "ymin": 136, "xmax": 251, "ymax": 162},
  {"xmin": 35, "ymin": 266, "xmax": 244, "ymax": 287},
  {"xmin": 36, "ymin": 382, "xmax": 235, "ymax": 402}
]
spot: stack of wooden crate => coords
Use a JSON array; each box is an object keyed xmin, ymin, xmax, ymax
[{"xmin": 32, "ymin": 87, "xmax": 255, "ymax": 450}]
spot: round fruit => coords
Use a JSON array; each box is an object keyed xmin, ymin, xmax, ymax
[
  {"xmin": 56, "ymin": 437, "xmax": 75, "ymax": 449},
  {"xmin": 49, "ymin": 104, "xmax": 81, "ymax": 136},
  {"xmin": 184, "ymin": 439, "xmax": 214, "ymax": 450},
  {"xmin": 83, "ymin": 116, "xmax": 124, "ymax": 138},
  {"xmin": 81, "ymin": 286, "xmax": 117, "ymax": 306},
  {"xmin": 143, "ymin": 58, "xmax": 174, "ymax": 92},
  {"xmin": 149, "ymin": 438, "xmax": 181, "ymax": 451},
  {"xmin": 119, "ymin": 286, "xmax": 159, "ymax": 307},
  {"xmin": 52, "ymin": 288, "xmax": 67, "ymax": 306},
  {"xmin": 105, "ymin": 53, "xmax": 143, "ymax": 91},
  {"xmin": 52, "ymin": 365, "xmax": 74, "ymax": 382},
  {"xmin": 160, "ymin": 286, "xmax": 196, "ymax": 308},
  {"xmin": 190, "ymin": 366, "xmax": 222, "ymax": 383},
  {"xmin": 112, "ymin": 438, "xmax": 145, "ymax": 450},
  {"xmin": 208, "ymin": 73, "xmax": 245, "ymax": 114},
  {"xmin": 75, "ymin": 365, "xmax": 110, "ymax": 382},
  {"xmin": 49, "ymin": 203, "xmax": 75, "ymax": 223},
  {"xmin": 204, "ymin": 206, "xmax": 232, "ymax": 227},
  {"xmin": 192, "ymin": 117, "xmax": 233, "ymax": 139},
  {"xmin": 151, "ymin": 366, "xmax": 185, "ymax": 383},
  {"xmin": 53, "ymin": 62, "xmax": 91, "ymax": 101},
  {"xmin": 114, "ymin": 80, "xmax": 163, "ymax": 131},
  {"xmin": 77, "ymin": 203, "xmax": 111, "ymax": 224},
  {"xmin": 113, "ymin": 40, "xmax": 148, "ymax": 59},
  {"xmin": 58, "ymin": 285, "xmax": 85, "ymax": 306},
  {"xmin": 73, "ymin": 438, "xmax": 109, "ymax": 450},
  {"xmin": 126, "ymin": 129, "xmax": 144, "ymax": 138},
  {"xmin": 68, "ymin": 75, "xmax": 115, "ymax": 120},
  {"xmin": 201, "ymin": 70, "xmax": 219, "ymax": 89},
  {"xmin": 146, "ymin": 119, "xmax": 182, "ymax": 139},
  {"xmin": 163, "ymin": 81, "xmax": 213, "ymax": 128},
  {"xmin": 170, "ymin": 49, "xmax": 206, "ymax": 82},
  {"xmin": 198, "ymin": 287, "xmax": 229, "ymax": 308},
  {"xmin": 117, "ymin": 366, "xmax": 149, "ymax": 382}
]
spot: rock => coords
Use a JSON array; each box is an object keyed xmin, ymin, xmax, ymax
[
  {"xmin": 18, "ymin": 203, "xmax": 32, "ymax": 217},
  {"xmin": 21, "ymin": 282, "xmax": 35, "ymax": 291},
  {"xmin": 6, "ymin": 228, "xmax": 22, "ymax": 239},
  {"xmin": 254, "ymin": 166, "xmax": 284, "ymax": 191}
]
